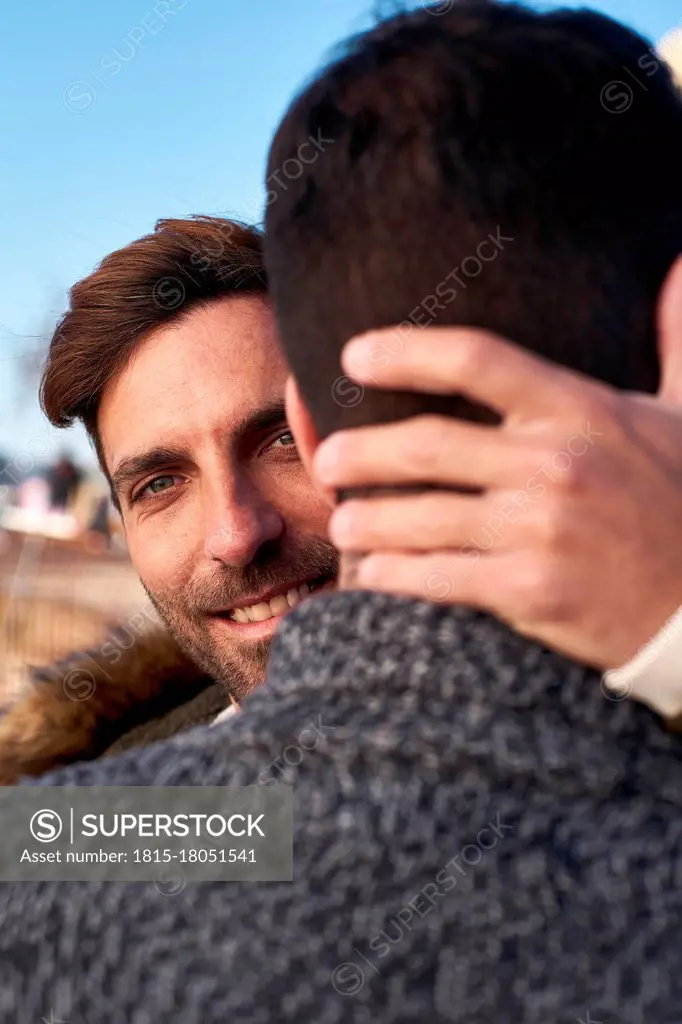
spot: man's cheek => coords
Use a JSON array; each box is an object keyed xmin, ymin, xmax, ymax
[
  {"xmin": 125, "ymin": 527, "xmax": 190, "ymax": 603},
  {"xmin": 267, "ymin": 469, "xmax": 333, "ymax": 536}
]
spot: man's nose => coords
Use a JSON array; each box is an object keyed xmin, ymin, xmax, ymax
[{"xmin": 203, "ymin": 481, "xmax": 285, "ymax": 568}]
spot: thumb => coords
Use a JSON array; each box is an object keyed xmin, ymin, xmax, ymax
[{"xmin": 657, "ymin": 255, "xmax": 682, "ymax": 403}]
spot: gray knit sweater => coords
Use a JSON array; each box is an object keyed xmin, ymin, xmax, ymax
[{"xmin": 1, "ymin": 591, "xmax": 682, "ymax": 1024}]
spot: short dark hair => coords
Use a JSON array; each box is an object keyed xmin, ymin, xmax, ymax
[
  {"xmin": 41, "ymin": 216, "xmax": 266, "ymax": 470},
  {"xmin": 264, "ymin": 1, "xmax": 682, "ymax": 439}
]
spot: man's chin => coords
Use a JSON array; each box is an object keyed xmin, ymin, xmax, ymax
[
  {"xmin": 196, "ymin": 634, "xmax": 272, "ymax": 701},
  {"xmin": 150, "ymin": 617, "xmax": 271, "ymax": 701},
  {"xmin": 205, "ymin": 577, "xmax": 337, "ymax": 691},
  {"xmin": 203, "ymin": 610, "xmax": 292, "ymax": 699},
  {"xmin": 148, "ymin": 575, "xmax": 337, "ymax": 700}
]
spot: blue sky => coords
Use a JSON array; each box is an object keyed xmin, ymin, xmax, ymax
[{"xmin": 0, "ymin": 0, "xmax": 679, "ymax": 469}]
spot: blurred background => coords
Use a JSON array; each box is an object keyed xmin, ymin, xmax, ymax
[{"xmin": 1, "ymin": 0, "xmax": 681, "ymax": 703}]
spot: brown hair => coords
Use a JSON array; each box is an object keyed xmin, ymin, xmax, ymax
[{"xmin": 41, "ymin": 215, "xmax": 266, "ymax": 472}]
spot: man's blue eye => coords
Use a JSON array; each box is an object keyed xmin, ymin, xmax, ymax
[
  {"xmin": 273, "ymin": 431, "xmax": 296, "ymax": 447},
  {"xmin": 146, "ymin": 476, "xmax": 175, "ymax": 495}
]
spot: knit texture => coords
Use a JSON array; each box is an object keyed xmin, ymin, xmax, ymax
[{"xmin": 1, "ymin": 591, "xmax": 682, "ymax": 1024}]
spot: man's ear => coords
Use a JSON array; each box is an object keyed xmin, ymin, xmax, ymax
[
  {"xmin": 285, "ymin": 376, "xmax": 336, "ymax": 508},
  {"xmin": 657, "ymin": 255, "xmax": 682, "ymax": 404}
]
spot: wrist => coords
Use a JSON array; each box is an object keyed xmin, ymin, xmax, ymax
[{"xmin": 603, "ymin": 603, "xmax": 682, "ymax": 717}]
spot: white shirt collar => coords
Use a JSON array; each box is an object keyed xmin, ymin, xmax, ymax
[{"xmin": 211, "ymin": 704, "xmax": 239, "ymax": 726}]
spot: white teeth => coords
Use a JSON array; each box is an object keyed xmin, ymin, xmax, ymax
[
  {"xmin": 229, "ymin": 580, "xmax": 318, "ymax": 623},
  {"xmin": 249, "ymin": 602, "xmax": 273, "ymax": 622},
  {"xmin": 269, "ymin": 595, "xmax": 289, "ymax": 615}
]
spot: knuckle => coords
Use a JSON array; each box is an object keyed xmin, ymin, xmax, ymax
[
  {"xmin": 333, "ymin": 432, "xmax": 362, "ymax": 471},
  {"xmin": 543, "ymin": 439, "xmax": 594, "ymax": 495},
  {"xmin": 452, "ymin": 335, "xmax": 485, "ymax": 381},
  {"xmin": 358, "ymin": 553, "xmax": 393, "ymax": 588},
  {"xmin": 560, "ymin": 447, "xmax": 595, "ymax": 494},
  {"xmin": 564, "ymin": 380, "xmax": 615, "ymax": 422},
  {"xmin": 512, "ymin": 557, "xmax": 563, "ymax": 619},
  {"xmin": 530, "ymin": 497, "xmax": 567, "ymax": 549},
  {"xmin": 584, "ymin": 387, "xmax": 620, "ymax": 425},
  {"xmin": 335, "ymin": 500, "xmax": 367, "ymax": 537},
  {"xmin": 412, "ymin": 414, "xmax": 445, "ymax": 439},
  {"xmin": 553, "ymin": 460, "xmax": 579, "ymax": 494},
  {"xmin": 401, "ymin": 416, "xmax": 444, "ymax": 473}
]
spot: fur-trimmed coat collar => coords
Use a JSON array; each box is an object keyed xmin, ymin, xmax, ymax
[{"xmin": 0, "ymin": 628, "xmax": 228, "ymax": 784}]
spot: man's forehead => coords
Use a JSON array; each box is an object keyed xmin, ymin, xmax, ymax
[{"xmin": 99, "ymin": 295, "xmax": 288, "ymax": 463}]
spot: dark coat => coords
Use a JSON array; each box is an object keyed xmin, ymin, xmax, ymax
[{"xmin": 2, "ymin": 592, "xmax": 682, "ymax": 1022}]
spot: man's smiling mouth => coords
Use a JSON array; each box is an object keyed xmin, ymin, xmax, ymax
[{"xmin": 213, "ymin": 574, "xmax": 335, "ymax": 625}]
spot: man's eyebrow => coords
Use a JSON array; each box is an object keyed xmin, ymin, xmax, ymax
[
  {"xmin": 110, "ymin": 447, "xmax": 189, "ymax": 499},
  {"xmin": 109, "ymin": 404, "xmax": 289, "ymax": 498},
  {"xmin": 233, "ymin": 401, "xmax": 288, "ymax": 437}
]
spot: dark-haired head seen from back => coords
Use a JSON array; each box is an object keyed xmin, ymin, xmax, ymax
[{"xmin": 264, "ymin": 0, "xmax": 682, "ymax": 445}]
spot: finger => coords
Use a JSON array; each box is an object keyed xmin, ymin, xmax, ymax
[
  {"xmin": 330, "ymin": 492, "xmax": 519, "ymax": 552},
  {"xmin": 286, "ymin": 374, "xmax": 336, "ymax": 509},
  {"xmin": 657, "ymin": 255, "xmax": 682, "ymax": 404},
  {"xmin": 342, "ymin": 326, "xmax": 601, "ymax": 421},
  {"xmin": 354, "ymin": 549, "xmax": 506, "ymax": 610},
  {"xmin": 314, "ymin": 415, "xmax": 550, "ymax": 489}
]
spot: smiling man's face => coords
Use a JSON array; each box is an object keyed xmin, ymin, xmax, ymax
[{"xmin": 99, "ymin": 295, "xmax": 337, "ymax": 698}]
